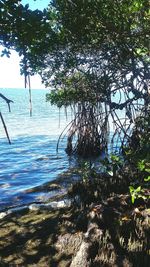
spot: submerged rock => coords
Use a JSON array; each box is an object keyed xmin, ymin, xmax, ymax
[
  {"xmin": 0, "ymin": 210, "xmax": 12, "ymax": 219},
  {"xmin": 29, "ymin": 199, "xmax": 71, "ymax": 211}
]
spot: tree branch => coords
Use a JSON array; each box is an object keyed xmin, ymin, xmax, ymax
[
  {"xmin": 0, "ymin": 112, "xmax": 11, "ymax": 144},
  {"xmin": 0, "ymin": 93, "xmax": 14, "ymax": 112}
]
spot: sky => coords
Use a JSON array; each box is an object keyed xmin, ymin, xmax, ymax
[
  {"xmin": 22, "ymin": 0, "xmax": 50, "ymax": 11},
  {"xmin": 0, "ymin": 0, "xmax": 50, "ymax": 89}
]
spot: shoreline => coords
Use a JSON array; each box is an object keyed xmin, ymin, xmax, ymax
[
  {"xmin": 0, "ymin": 190, "xmax": 149, "ymax": 267},
  {"xmin": 0, "ymin": 166, "xmax": 80, "ymax": 214}
]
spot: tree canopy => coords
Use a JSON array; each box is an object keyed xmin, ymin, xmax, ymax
[
  {"xmin": 44, "ymin": 0, "xmax": 150, "ymax": 155},
  {"xmin": 0, "ymin": 0, "xmax": 149, "ymax": 155},
  {"xmin": 0, "ymin": 0, "xmax": 56, "ymax": 79}
]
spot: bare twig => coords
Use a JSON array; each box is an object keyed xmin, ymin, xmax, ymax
[
  {"xmin": 0, "ymin": 93, "xmax": 14, "ymax": 112},
  {"xmin": 0, "ymin": 112, "xmax": 11, "ymax": 144}
]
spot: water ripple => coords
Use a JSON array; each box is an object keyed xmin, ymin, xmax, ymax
[{"xmin": 0, "ymin": 89, "xmax": 71, "ymax": 211}]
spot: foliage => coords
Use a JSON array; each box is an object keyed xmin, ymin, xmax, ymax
[
  {"xmin": 0, "ymin": 0, "xmax": 149, "ymax": 155},
  {"xmin": 81, "ymin": 161, "xmax": 98, "ymax": 183},
  {"xmin": 0, "ymin": 0, "xmax": 56, "ymax": 81},
  {"xmin": 129, "ymin": 184, "xmax": 148, "ymax": 204},
  {"xmin": 47, "ymin": 73, "xmax": 110, "ymax": 156},
  {"xmin": 124, "ymin": 110, "xmax": 150, "ymax": 170},
  {"xmin": 97, "ymin": 111, "xmax": 150, "ymax": 204},
  {"xmin": 123, "ymin": 111, "xmax": 150, "ymax": 204},
  {"xmin": 46, "ymin": 73, "xmax": 99, "ymax": 107},
  {"xmin": 100, "ymin": 154, "xmax": 123, "ymax": 176},
  {"xmin": 44, "ymin": 0, "xmax": 150, "ymax": 155},
  {"xmin": 47, "ymin": 0, "xmax": 150, "ymax": 92}
]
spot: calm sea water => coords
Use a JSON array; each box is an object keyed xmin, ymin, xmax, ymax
[
  {"xmin": 0, "ymin": 88, "xmax": 73, "ymax": 211},
  {"xmin": 0, "ymin": 88, "xmax": 126, "ymax": 211}
]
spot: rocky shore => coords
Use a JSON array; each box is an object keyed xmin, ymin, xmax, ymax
[{"xmin": 0, "ymin": 191, "xmax": 149, "ymax": 267}]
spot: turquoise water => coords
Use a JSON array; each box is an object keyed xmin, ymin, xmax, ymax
[
  {"xmin": 0, "ymin": 88, "xmax": 72, "ymax": 211},
  {"xmin": 0, "ymin": 88, "xmax": 128, "ymax": 211}
]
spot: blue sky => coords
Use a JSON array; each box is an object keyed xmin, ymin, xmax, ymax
[
  {"xmin": 22, "ymin": 0, "xmax": 50, "ymax": 10},
  {"xmin": 0, "ymin": 0, "xmax": 50, "ymax": 89}
]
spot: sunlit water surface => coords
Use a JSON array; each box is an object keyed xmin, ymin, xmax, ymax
[
  {"xmin": 0, "ymin": 88, "xmax": 125, "ymax": 211},
  {"xmin": 0, "ymin": 88, "xmax": 73, "ymax": 211}
]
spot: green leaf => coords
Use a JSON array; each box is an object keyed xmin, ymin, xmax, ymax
[
  {"xmin": 135, "ymin": 186, "xmax": 141, "ymax": 193},
  {"xmin": 131, "ymin": 195, "xmax": 135, "ymax": 204},
  {"xmin": 129, "ymin": 186, "xmax": 134, "ymax": 193},
  {"xmin": 137, "ymin": 160, "xmax": 145, "ymax": 171},
  {"xmin": 144, "ymin": 176, "xmax": 150, "ymax": 182},
  {"xmin": 111, "ymin": 154, "xmax": 120, "ymax": 162}
]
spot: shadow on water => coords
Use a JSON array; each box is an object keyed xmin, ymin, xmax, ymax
[
  {"xmin": 0, "ymin": 134, "xmax": 71, "ymax": 211},
  {"xmin": 0, "ymin": 129, "xmax": 123, "ymax": 214},
  {"xmin": 0, "ymin": 133, "xmax": 109, "ymax": 212}
]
